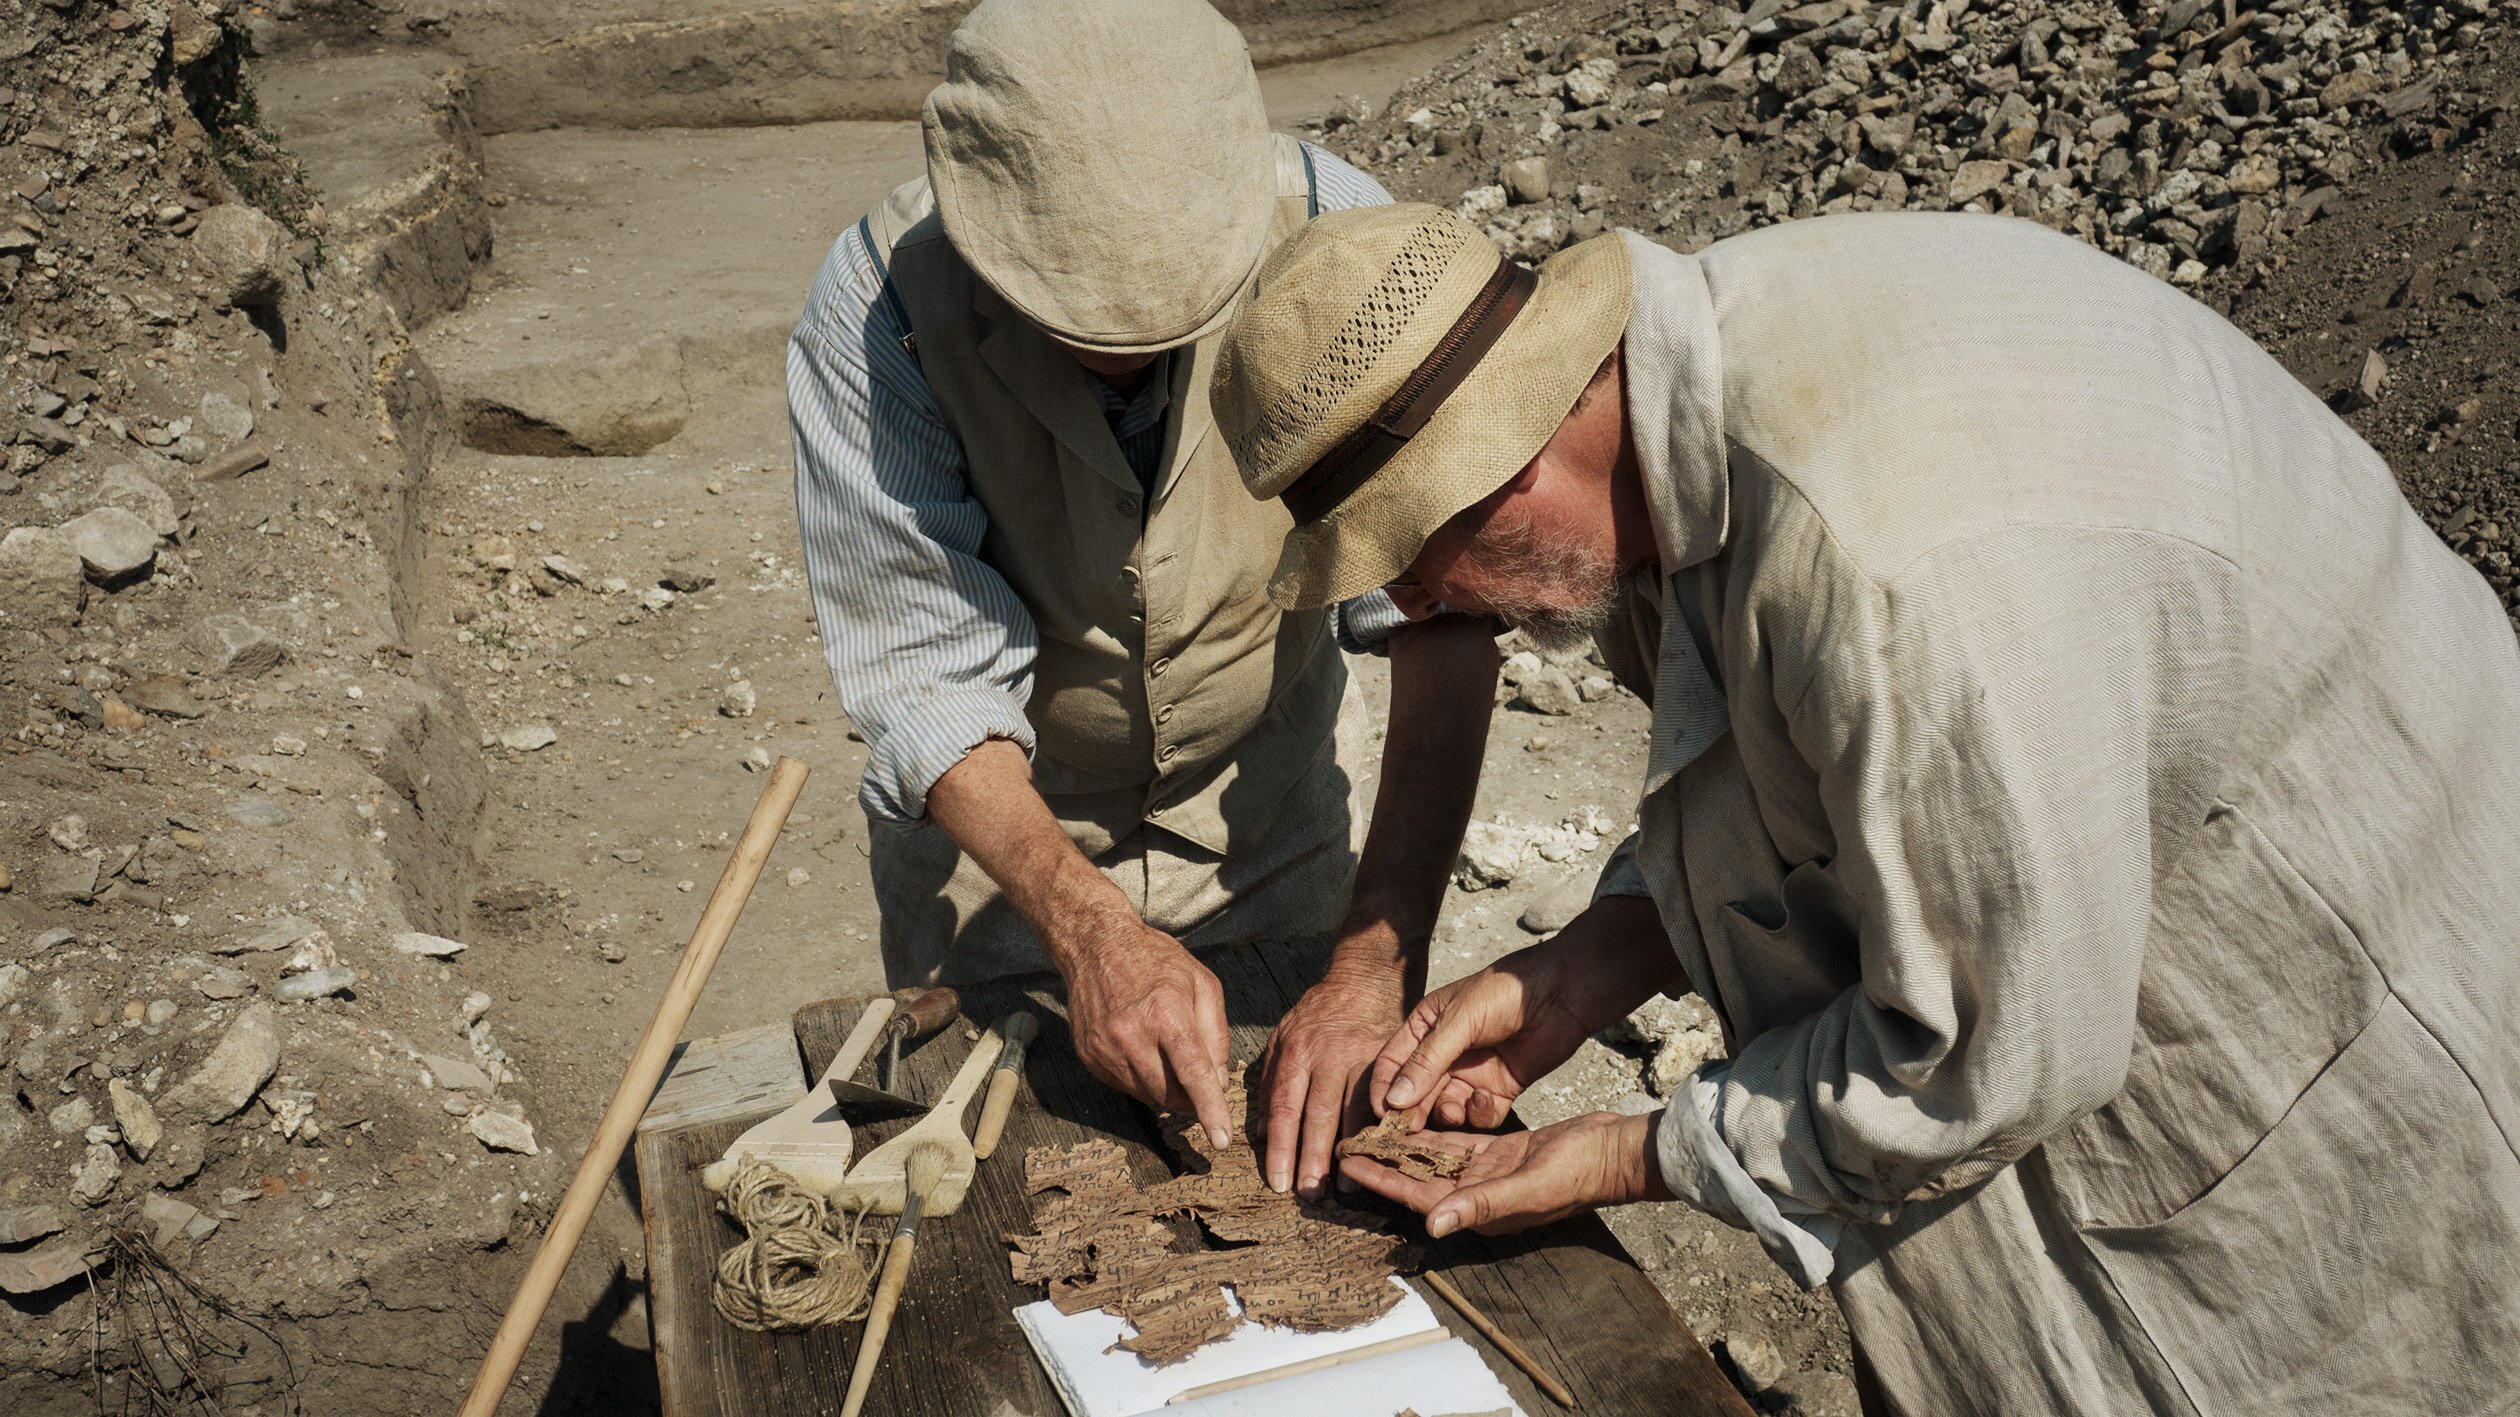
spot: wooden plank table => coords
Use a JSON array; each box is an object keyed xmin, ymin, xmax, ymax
[{"xmin": 636, "ymin": 939, "xmax": 1756, "ymax": 1417}]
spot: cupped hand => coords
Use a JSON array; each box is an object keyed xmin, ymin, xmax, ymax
[
  {"xmin": 1060, "ymin": 919, "xmax": 1234, "ymax": 1145},
  {"xmin": 1339, "ymin": 1109, "xmax": 1670, "ymax": 1239},
  {"xmin": 1373, "ymin": 897, "xmax": 1681, "ymax": 1129},
  {"xmin": 1257, "ymin": 969, "xmax": 1405, "ymax": 1197},
  {"xmin": 1370, "ymin": 947, "xmax": 1596, "ymax": 1131}
]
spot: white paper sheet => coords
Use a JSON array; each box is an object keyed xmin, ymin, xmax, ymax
[{"xmin": 1013, "ymin": 1279, "xmax": 1522, "ymax": 1417}]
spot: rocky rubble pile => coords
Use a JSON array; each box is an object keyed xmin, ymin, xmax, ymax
[
  {"xmin": 1316, "ymin": 0, "xmax": 2504, "ymax": 287},
  {"xmin": 1, "ymin": 6, "xmax": 545, "ymax": 1408}
]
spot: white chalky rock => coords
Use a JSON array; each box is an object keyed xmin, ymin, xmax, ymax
[
  {"xmin": 162, "ymin": 1002, "xmax": 281, "ymax": 1123},
  {"xmin": 467, "ymin": 1110, "xmax": 539, "ymax": 1155},
  {"xmin": 419, "ymin": 1052, "xmax": 495, "ymax": 1094},
  {"xmin": 222, "ymin": 915, "xmax": 318, "ymax": 955},
  {"xmin": 719, "ymin": 680, "xmax": 756, "ymax": 718},
  {"xmin": 196, "ymin": 613, "xmax": 286, "ymax": 675},
  {"xmin": 498, "ymin": 723, "xmax": 557, "ymax": 751},
  {"xmin": 276, "ymin": 966, "xmax": 356, "ymax": 1002},
  {"xmin": 70, "ymin": 1144, "xmax": 121, "ymax": 1207},
  {"xmin": 0, "ymin": 527, "xmax": 85, "ymax": 625},
  {"xmin": 108, "ymin": 1080, "xmax": 162, "ymax": 1161},
  {"xmin": 393, "ymin": 931, "xmax": 468, "ymax": 958},
  {"xmin": 59, "ymin": 506, "xmax": 160, "ymax": 585},
  {"xmin": 190, "ymin": 204, "xmax": 292, "ymax": 309}
]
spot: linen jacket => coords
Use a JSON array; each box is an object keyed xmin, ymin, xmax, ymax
[{"xmin": 1610, "ymin": 216, "xmax": 2520, "ymax": 1417}]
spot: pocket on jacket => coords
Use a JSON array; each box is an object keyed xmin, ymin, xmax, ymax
[
  {"xmin": 2079, "ymin": 996, "xmax": 2520, "ymax": 1417},
  {"xmin": 2045, "ymin": 802, "xmax": 2388, "ymax": 1228}
]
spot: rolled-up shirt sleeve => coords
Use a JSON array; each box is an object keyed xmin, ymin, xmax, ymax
[
  {"xmin": 789, "ymin": 225, "xmax": 1038, "ymax": 826},
  {"xmin": 1679, "ymin": 525, "xmax": 2158, "ymax": 1231}
]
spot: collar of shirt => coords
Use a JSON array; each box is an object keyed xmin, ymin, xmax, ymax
[
  {"xmin": 1617, "ymin": 231, "xmax": 1734, "ymax": 799},
  {"xmin": 1617, "ymin": 230, "xmax": 1730, "ymax": 579},
  {"xmin": 1088, "ymin": 351, "xmax": 1175, "ymax": 491}
]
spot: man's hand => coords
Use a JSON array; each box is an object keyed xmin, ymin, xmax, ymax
[
  {"xmin": 1374, "ymin": 896, "xmax": 1681, "ymax": 1129},
  {"xmin": 925, "ymin": 740, "xmax": 1235, "ymax": 1142},
  {"xmin": 1258, "ymin": 968, "xmax": 1404, "ymax": 1197},
  {"xmin": 1339, "ymin": 1110, "xmax": 1671, "ymax": 1238},
  {"xmin": 1371, "ymin": 951, "xmax": 1592, "ymax": 1130},
  {"xmin": 1061, "ymin": 918, "xmax": 1234, "ymax": 1144}
]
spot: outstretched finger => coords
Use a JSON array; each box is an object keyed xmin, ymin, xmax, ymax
[
  {"xmin": 1369, "ymin": 994, "xmax": 1444, "ymax": 1113},
  {"xmin": 1261, "ymin": 1051, "xmax": 1307, "ymax": 1193},
  {"xmin": 1167, "ymin": 1026, "xmax": 1235, "ymax": 1149},
  {"xmin": 1295, "ymin": 1063, "xmax": 1358, "ymax": 1199},
  {"xmin": 1380, "ymin": 995, "xmax": 1490, "ymax": 1114}
]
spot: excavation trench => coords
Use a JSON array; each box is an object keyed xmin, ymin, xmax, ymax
[{"xmin": 235, "ymin": 15, "xmax": 1598, "ymax": 1413}]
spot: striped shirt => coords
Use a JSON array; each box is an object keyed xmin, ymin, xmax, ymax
[{"xmin": 791, "ymin": 142, "xmax": 1401, "ymax": 825}]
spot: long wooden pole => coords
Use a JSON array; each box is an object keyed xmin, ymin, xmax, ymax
[{"xmin": 456, "ymin": 757, "xmax": 811, "ymax": 1417}]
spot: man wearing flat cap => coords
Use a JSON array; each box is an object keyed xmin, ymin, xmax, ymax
[
  {"xmin": 1212, "ymin": 204, "xmax": 2520, "ymax": 1415},
  {"xmin": 790, "ymin": 0, "xmax": 1498, "ymax": 1178}
]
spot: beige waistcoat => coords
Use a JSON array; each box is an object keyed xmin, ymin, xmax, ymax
[{"xmin": 858, "ymin": 137, "xmax": 1342, "ymax": 860}]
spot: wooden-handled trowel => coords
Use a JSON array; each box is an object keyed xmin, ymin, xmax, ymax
[{"xmin": 796, "ymin": 986, "xmax": 960, "ymax": 1120}]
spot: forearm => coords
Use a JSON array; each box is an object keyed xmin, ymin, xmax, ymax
[
  {"xmin": 1331, "ymin": 615, "xmax": 1501, "ymax": 1001},
  {"xmin": 924, "ymin": 739, "xmax": 1135, "ymax": 966},
  {"xmin": 1538, "ymin": 894, "xmax": 1686, "ymax": 1032}
]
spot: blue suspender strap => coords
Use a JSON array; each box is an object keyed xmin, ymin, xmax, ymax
[
  {"xmin": 1298, "ymin": 141, "xmax": 1320, "ymax": 218},
  {"xmin": 857, "ymin": 214, "xmax": 918, "ymax": 357}
]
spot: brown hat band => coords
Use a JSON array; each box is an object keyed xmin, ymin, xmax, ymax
[{"xmin": 1280, "ymin": 255, "xmax": 1539, "ymax": 526}]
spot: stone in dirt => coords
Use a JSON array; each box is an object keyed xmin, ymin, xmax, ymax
[
  {"xmin": 93, "ymin": 465, "xmax": 184, "ymax": 538},
  {"xmin": 196, "ymin": 612, "xmax": 286, "ymax": 675},
  {"xmin": 59, "ymin": 506, "xmax": 161, "ymax": 585},
  {"xmin": 0, "ymin": 527, "xmax": 85, "ymax": 626},
  {"xmin": 420, "ymin": 1052, "xmax": 495, "ymax": 1093},
  {"xmin": 467, "ymin": 1110, "xmax": 538, "ymax": 1155},
  {"xmin": 541, "ymin": 553, "xmax": 588, "ymax": 585},
  {"xmin": 1500, "ymin": 156, "xmax": 1551, "ymax": 205},
  {"xmin": 70, "ymin": 1143, "xmax": 121, "ymax": 1206},
  {"xmin": 660, "ymin": 564, "xmax": 715, "ymax": 593},
  {"xmin": 1508, "ymin": 662, "xmax": 1583, "ymax": 716},
  {"xmin": 140, "ymin": 1193, "xmax": 218, "ymax": 1248},
  {"xmin": 1519, "ymin": 871, "xmax": 1598, "ymax": 935},
  {"xmin": 123, "ymin": 674, "xmax": 206, "ymax": 719},
  {"xmin": 194, "ymin": 965, "xmax": 254, "ymax": 1000},
  {"xmin": 719, "ymin": 679, "xmax": 756, "ymax": 718},
  {"xmin": 40, "ymin": 853, "xmax": 102, "ymax": 903},
  {"xmin": 393, "ymin": 930, "xmax": 468, "ymax": 958},
  {"xmin": 162, "ymin": 1002, "xmax": 281, "ymax": 1123},
  {"xmin": 1455, "ymin": 820, "xmax": 1524, "ymax": 889},
  {"xmin": 226, "ymin": 797, "xmax": 296, "ymax": 828},
  {"xmin": 222, "ymin": 915, "xmax": 318, "ymax": 955},
  {"xmin": 276, "ymin": 965, "xmax": 356, "ymax": 1001},
  {"xmin": 0, "ymin": 1234, "xmax": 100, "ymax": 1295},
  {"xmin": 191, "ymin": 204, "xmax": 294, "ymax": 310},
  {"xmin": 497, "ymin": 723, "xmax": 558, "ymax": 751},
  {"xmin": 108, "ymin": 1079, "xmax": 162, "ymax": 1161},
  {"xmin": 0, "ymin": 1204, "xmax": 69, "ymax": 1246}
]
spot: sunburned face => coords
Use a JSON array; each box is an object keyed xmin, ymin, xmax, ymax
[
  {"xmin": 1384, "ymin": 351, "xmax": 1637, "ymax": 652},
  {"xmin": 1388, "ymin": 488, "xmax": 1625, "ymax": 654}
]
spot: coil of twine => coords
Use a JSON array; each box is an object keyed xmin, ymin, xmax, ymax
[{"xmin": 711, "ymin": 1157, "xmax": 880, "ymax": 1332}]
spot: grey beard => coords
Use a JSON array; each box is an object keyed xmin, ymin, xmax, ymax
[
  {"xmin": 1498, "ymin": 593, "xmax": 1617, "ymax": 656},
  {"xmin": 1476, "ymin": 524, "xmax": 1625, "ymax": 656}
]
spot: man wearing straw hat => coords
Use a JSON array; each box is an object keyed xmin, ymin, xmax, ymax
[
  {"xmin": 1211, "ymin": 203, "xmax": 2520, "ymax": 1415},
  {"xmin": 790, "ymin": 0, "xmax": 1499, "ymax": 1175}
]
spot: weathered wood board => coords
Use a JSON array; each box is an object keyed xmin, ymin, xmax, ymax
[{"xmin": 636, "ymin": 941, "xmax": 1757, "ymax": 1417}]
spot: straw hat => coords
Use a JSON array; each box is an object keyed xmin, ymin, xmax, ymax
[
  {"xmin": 1213, "ymin": 204, "xmax": 1634, "ymax": 609},
  {"xmin": 922, "ymin": 0, "xmax": 1276, "ymax": 354}
]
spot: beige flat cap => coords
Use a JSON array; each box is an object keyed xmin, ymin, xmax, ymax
[
  {"xmin": 922, "ymin": 0, "xmax": 1276, "ymax": 354},
  {"xmin": 1213, "ymin": 204, "xmax": 1633, "ymax": 609}
]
